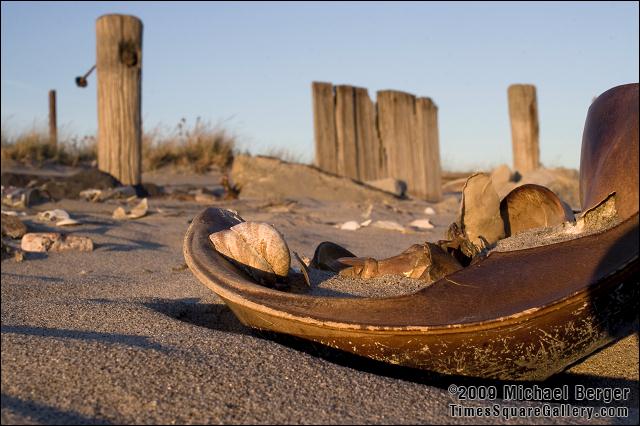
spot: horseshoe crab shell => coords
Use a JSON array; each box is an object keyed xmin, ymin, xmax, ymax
[{"xmin": 185, "ymin": 83, "xmax": 639, "ymax": 380}]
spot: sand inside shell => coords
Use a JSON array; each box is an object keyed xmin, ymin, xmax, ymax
[
  {"xmin": 292, "ymin": 215, "xmax": 620, "ymax": 299},
  {"xmin": 297, "ymin": 268, "xmax": 431, "ymax": 298}
]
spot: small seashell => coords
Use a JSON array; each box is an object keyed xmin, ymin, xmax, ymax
[
  {"xmin": 230, "ymin": 222, "xmax": 291, "ymax": 277},
  {"xmin": 424, "ymin": 207, "xmax": 436, "ymax": 215},
  {"xmin": 340, "ymin": 221, "xmax": 361, "ymax": 231},
  {"xmin": 209, "ymin": 221, "xmax": 291, "ymax": 284}
]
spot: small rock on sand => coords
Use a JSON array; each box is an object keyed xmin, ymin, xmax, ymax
[
  {"xmin": 21, "ymin": 232, "xmax": 93, "ymax": 253},
  {"xmin": 1, "ymin": 213, "xmax": 28, "ymax": 239}
]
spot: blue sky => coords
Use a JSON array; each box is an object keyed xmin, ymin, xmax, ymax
[{"xmin": 1, "ymin": 1, "xmax": 638, "ymax": 170}]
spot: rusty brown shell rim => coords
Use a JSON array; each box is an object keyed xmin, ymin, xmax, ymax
[{"xmin": 184, "ymin": 207, "xmax": 638, "ymax": 333}]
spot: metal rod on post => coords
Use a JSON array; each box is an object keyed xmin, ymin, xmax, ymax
[{"xmin": 48, "ymin": 90, "xmax": 57, "ymax": 149}]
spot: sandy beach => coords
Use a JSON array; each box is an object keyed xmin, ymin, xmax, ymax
[{"xmin": 1, "ymin": 165, "xmax": 638, "ymax": 424}]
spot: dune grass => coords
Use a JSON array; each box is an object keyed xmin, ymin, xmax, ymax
[{"xmin": 1, "ymin": 118, "xmax": 236, "ymax": 173}]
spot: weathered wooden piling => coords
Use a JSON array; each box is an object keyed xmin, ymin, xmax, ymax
[
  {"xmin": 312, "ymin": 82, "xmax": 338, "ymax": 174},
  {"xmin": 354, "ymin": 87, "xmax": 382, "ymax": 181},
  {"xmin": 508, "ymin": 84, "xmax": 540, "ymax": 174},
  {"xmin": 335, "ymin": 85, "xmax": 359, "ymax": 179},
  {"xmin": 96, "ymin": 14, "xmax": 143, "ymax": 185},
  {"xmin": 416, "ymin": 97, "xmax": 442, "ymax": 201}
]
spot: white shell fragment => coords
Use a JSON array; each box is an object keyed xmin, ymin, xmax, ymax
[
  {"xmin": 36, "ymin": 209, "xmax": 70, "ymax": 223},
  {"xmin": 112, "ymin": 198, "xmax": 148, "ymax": 220},
  {"xmin": 360, "ymin": 219, "xmax": 372, "ymax": 227},
  {"xmin": 372, "ymin": 220, "xmax": 406, "ymax": 233},
  {"xmin": 340, "ymin": 221, "xmax": 361, "ymax": 231},
  {"xmin": 209, "ymin": 221, "xmax": 291, "ymax": 284},
  {"xmin": 409, "ymin": 219, "xmax": 434, "ymax": 230},
  {"xmin": 424, "ymin": 207, "xmax": 436, "ymax": 215}
]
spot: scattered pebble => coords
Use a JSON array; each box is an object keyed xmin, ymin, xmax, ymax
[
  {"xmin": 424, "ymin": 207, "xmax": 436, "ymax": 215},
  {"xmin": 1, "ymin": 213, "xmax": 28, "ymax": 238}
]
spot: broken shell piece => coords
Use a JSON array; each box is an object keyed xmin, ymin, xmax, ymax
[
  {"xmin": 309, "ymin": 241, "xmax": 356, "ymax": 272},
  {"xmin": 129, "ymin": 198, "xmax": 149, "ymax": 219},
  {"xmin": 112, "ymin": 198, "xmax": 149, "ymax": 220},
  {"xmin": 372, "ymin": 220, "xmax": 406, "ymax": 232},
  {"xmin": 360, "ymin": 219, "xmax": 372, "ymax": 227},
  {"xmin": 460, "ymin": 173, "xmax": 505, "ymax": 249},
  {"xmin": 112, "ymin": 206, "xmax": 128, "ymax": 220},
  {"xmin": 424, "ymin": 207, "xmax": 436, "ymax": 215},
  {"xmin": 340, "ymin": 221, "xmax": 361, "ymax": 231},
  {"xmin": 500, "ymin": 184, "xmax": 575, "ymax": 237},
  {"xmin": 338, "ymin": 243, "xmax": 462, "ymax": 284},
  {"xmin": 574, "ymin": 192, "xmax": 617, "ymax": 233},
  {"xmin": 21, "ymin": 232, "xmax": 93, "ymax": 252},
  {"xmin": 292, "ymin": 252, "xmax": 311, "ymax": 287},
  {"xmin": 409, "ymin": 219, "xmax": 434, "ymax": 230},
  {"xmin": 209, "ymin": 221, "xmax": 291, "ymax": 284},
  {"xmin": 56, "ymin": 218, "xmax": 81, "ymax": 226}
]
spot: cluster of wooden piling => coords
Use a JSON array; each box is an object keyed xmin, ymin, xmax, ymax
[
  {"xmin": 312, "ymin": 83, "xmax": 443, "ymax": 201},
  {"xmin": 46, "ymin": 14, "xmax": 543, "ymax": 196}
]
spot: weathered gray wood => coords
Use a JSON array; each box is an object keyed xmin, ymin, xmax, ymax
[
  {"xmin": 48, "ymin": 90, "xmax": 57, "ymax": 148},
  {"xmin": 312, "ymin": 82, "xmax": 337, "ymax": 174},
  {"xmin": 354, "ymin": 87, "xmax": 381, "ymax": 181},
  {"xmin": 96, "ymin": 14, "xmax": 143, "ymax": 185},
  {"xmin": 416, "ymin": 97, "xmax": 442, "ymax": 201},
  {"xmin": 508, "ymin": 84, "xmax": 540, "ymax": 174},
  {"xmin": 335, "ymin": 85, "xmax": 359, "ymax": 179},
  {"xmin": 377, "ymin": 90, "xmax": 417, "ymax": 195}
]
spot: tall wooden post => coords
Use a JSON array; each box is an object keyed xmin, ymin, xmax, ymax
[
  {"xmin": 96, "ymin": 14, "xmax": 143, "ymax": 185},
  {"xmin": 312, "ymin": 82, "xmax": 338, "ymax": 174},
  {"xmin": 416, "ymin": 97, "xmax": 442, "ymax": 201},
  {"xmin": 508, "ymin": 84, "xmax": 540, "ymax": 174},
  {"xmin": 354, "ymin": 87, "xmax": 381, "ymax": 181},
  {"xmin": 335, "ymin": 85, "xmax": 359, "ymax": 179},
  {"xmin": 48, "ymin": 90, "xmax": 57, "ymax": 149}
]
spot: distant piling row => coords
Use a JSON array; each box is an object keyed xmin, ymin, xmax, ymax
[{"xmin": 313, "ymin": 82, "xmax": 542, "ymax": 201}]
